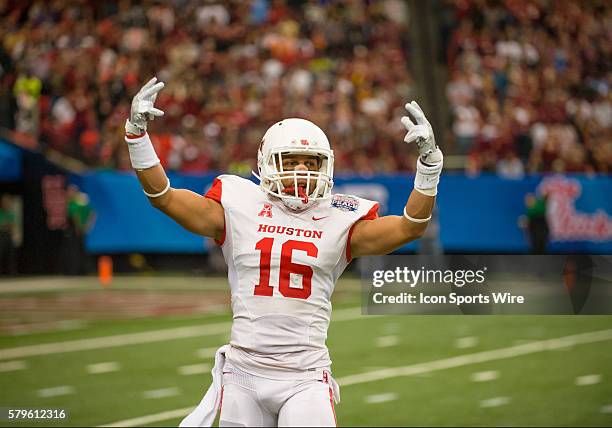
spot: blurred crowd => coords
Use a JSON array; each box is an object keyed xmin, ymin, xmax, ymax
[
  {"xmin": 445, "ymin": 0, "xmax": 611, "ymax": 177},
  {"xmin": 0, "ymin": 0, "xmax": 417, "ymax": 174},
  {"xmin": 2, "ymin": 0, "xmax": 610, "ymax": 176}
]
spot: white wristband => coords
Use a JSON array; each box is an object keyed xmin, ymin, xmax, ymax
[
  {"xmin": 403, "ymin": 206, "xmax": 431, "ymax": 223},
  {"xmin": 143, "ymin": 179, "xmax": 171, "ymax": 198},
  {"xmin": 414, "ymin": 157, "xmax": 442, "ymax": 196},
  {"xmin": 125, "ymin": 127, "xmax": 160, "ymax": 170}
]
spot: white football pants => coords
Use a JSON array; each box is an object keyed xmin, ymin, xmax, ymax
[{"xmin": 219, "ymin": 365, "xmax": 337, "ymax": 427}]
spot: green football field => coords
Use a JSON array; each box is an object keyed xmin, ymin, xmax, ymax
[{"xmin": 0, "ymin": 276, "xmax": 610, "ymax": 427}]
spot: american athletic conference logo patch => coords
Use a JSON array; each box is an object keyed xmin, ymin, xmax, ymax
[
  {"xmin": 258, "ymin": 203, "xmax": 273, "ymax": 218},
  {"xmin": 331, "ymin": 194, "xmax": 359, "ymax": 212}
]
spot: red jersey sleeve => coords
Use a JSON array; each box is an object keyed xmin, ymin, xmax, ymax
[
  {"xmin": 204, "ymin": 178, "xmax": 225, "ymax": 245},
  {"xmin": 346, "ymin": 203, "xmax": 380, "ymax": 262},
  {"xmin": 205, "ymin": 178, "xmax": 223, "ymax": 204}
]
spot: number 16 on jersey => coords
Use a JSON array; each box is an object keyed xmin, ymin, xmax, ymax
[{"xmin": 254, "ymin": 238, "xmax": 318, "ymax": 300}]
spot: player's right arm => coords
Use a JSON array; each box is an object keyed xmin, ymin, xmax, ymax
[{"xmin": 124, "ymin": 77, "xmax": 224, "ymax": 240}]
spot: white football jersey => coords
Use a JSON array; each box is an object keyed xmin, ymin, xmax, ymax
[{"xmin": 205, "ymin": 175, "xmax": 379, "ymax": 379}]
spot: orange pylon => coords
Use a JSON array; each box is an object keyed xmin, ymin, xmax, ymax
[{"xmin": 98, "ymin": 255, "xmax": 113, "ymax": 287}]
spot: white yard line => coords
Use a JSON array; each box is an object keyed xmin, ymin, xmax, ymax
[
  {"xmin": 142, "ymin": 387, "xmax": 181, "ymax": 399},
  {"xmin": 479, "ymin": 396, "xmax": 511, "ymax": 408},
  {"xmin": 195, "ymin": 347, "xmax": 219, "ymax": 359},
  {"xmin": 86, "ymin": 362, "xmax": 121, "ymax": 374},
  {"xmin": 178, "ymin": 363, "xmax": 211, "ymax": 376},
  {"xmin": 0, "ymin": 360, "xmax": 27, "ymax": 372},
  {"xmin": 99, "ymin": 407, "xmax": 194, "ymax": 427},
  {"xmin": 470, "ymin": 370, "xmax": 499, "ymax": 382},
  {"xmin": 0, "ymin": 307, "xmax": 363, "ymax": 360},
  {"xmin": 0, "ymin": 323, "xmax": 229, "ymax": 361},
  {"xmin": 98, "ymin": 328, "xmax": 612, "ymax": 427},
  {"xmin": 365, "ymin": 392, "xmax": 398, "ymax": 404},
  {"xmin": 455, "ymin": 336, "xmax": 479, "ymax": 349},
  {"xmin": 37, "ymin": 385, "xmax": 75, "ymax": 398},
  {"xmin": 376, "ymin": 335, "xmax": 399, "ymax": 348},
  {"xmin": 337, "ymin": 329, "xmax": 612, "ymax": 386},
  {"xmin": 574, "ymin": 374, "xmax": 601, "ymax": 386}
]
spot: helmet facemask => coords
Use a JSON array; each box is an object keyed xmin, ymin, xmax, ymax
[
  {"xmin": 255, "ymin": 118, "xmax": 335, "ymax": 212},
  {"xmin": 258, "ymin": 147, "xmax": 334, "ymax": 211}
]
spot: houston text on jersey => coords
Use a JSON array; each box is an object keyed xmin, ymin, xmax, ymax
[{"xmin": 257, "ymin": 224, "xmax": 323, "ymax": 239}]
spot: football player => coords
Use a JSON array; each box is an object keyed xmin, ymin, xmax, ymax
[{"xmin": 124, "ymin": 77, "xmax": 443, "ymax": 427}]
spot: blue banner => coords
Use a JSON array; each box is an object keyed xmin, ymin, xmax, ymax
[
  {"xmin": 80, "ymin": 172, "xmax": 612, "ymax": 254},
  {"xmin": 0, "ymin": 140, "xmax": 22, "ymax": 181},
  {"xmin": 81, "ymin": 171, "xmax": 216, "ymax": 253}
]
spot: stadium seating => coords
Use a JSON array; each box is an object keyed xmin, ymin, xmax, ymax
[
  {"xmin": 445, "ymin": 0, "xmax": 610, "ymax": 175},
  {"xmin": 1, "ymin": 0, "xmax": 416, "ymax": 173}
]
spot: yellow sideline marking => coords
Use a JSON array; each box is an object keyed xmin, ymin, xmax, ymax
[{"xmin": 99, "ymin": 328, "xmax": 612, "ymax": 427}]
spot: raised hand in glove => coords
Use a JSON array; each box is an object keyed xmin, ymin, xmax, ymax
[
  {"xmin": 125, "ymin": 77, "xmax": 165, "ymax": 136},
  {"xmin": 401, "ymin": 101, "xmax": 443, "ymax": 196},
  {"xmin": 401, "ymin": 101, "xmax": 443, "ymax": 166}
]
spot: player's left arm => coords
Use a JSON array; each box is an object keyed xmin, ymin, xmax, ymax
[{"xmin": 350, "ymin": 101, "xmax": 442, "ymax": 258}]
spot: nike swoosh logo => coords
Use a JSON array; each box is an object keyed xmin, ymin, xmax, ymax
[{"xmin": 312, "ymin": 216, "xmax": 329, "ymax": 221}]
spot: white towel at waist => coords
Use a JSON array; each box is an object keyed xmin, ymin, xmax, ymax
[{"xmin": 179, "ymin": 344, "xmax": 229, "ymax": 427}]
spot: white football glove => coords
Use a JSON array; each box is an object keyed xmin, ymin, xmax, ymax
[
  {"xmin": 401, "ymin": 101, "xmax": 442, "ymax": 165},
  {"xmin": 401, "ymin": 101, "xmax": 443, "ymax": 196},
  {"xmin": 125, "ymin": 77, "xmax": 165, "ymax": 135},
  {"xmin": 124, "ymin": 77, "xmax": 166, "ymax": 171}
]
